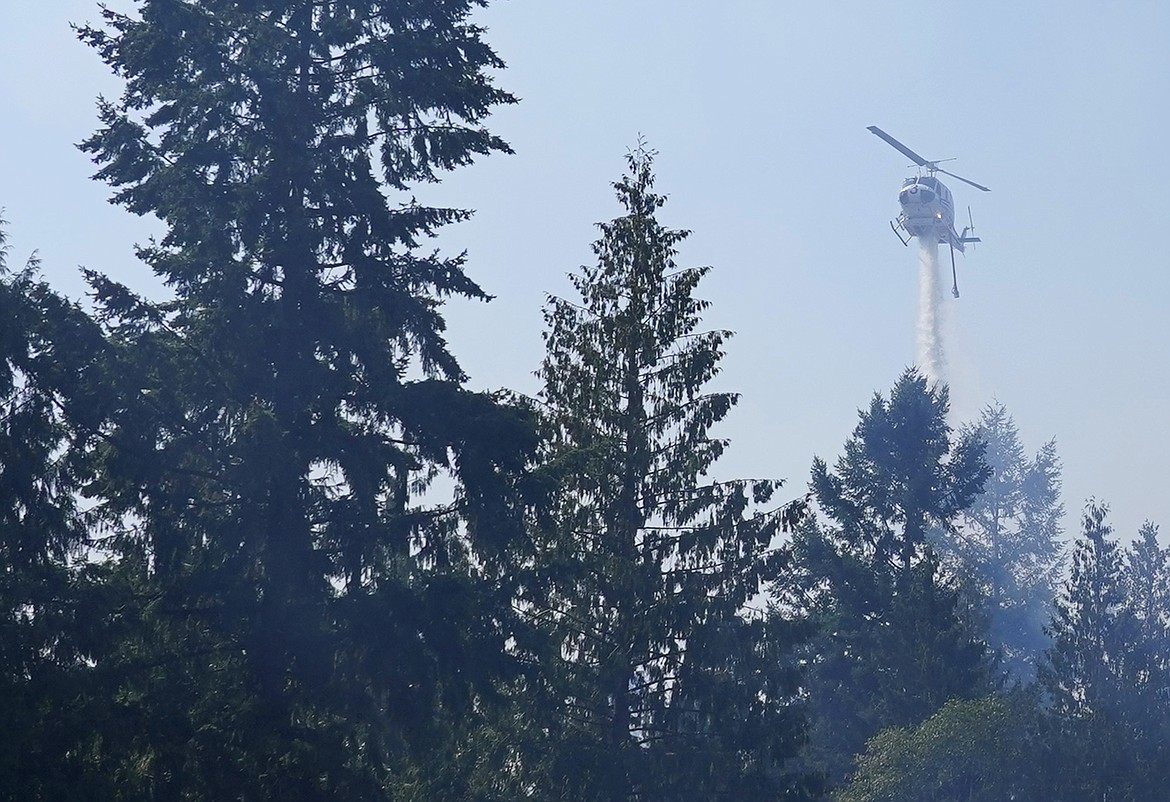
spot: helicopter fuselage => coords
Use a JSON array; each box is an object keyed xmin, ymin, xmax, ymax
[{"xmin": 897, "ymin": 175, "xmax": 964, "ymax": 250}]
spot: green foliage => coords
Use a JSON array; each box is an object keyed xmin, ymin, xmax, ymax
[
  {"xmin": 942, "ymin": 402, "xmax": 1064, "ymax": 682},
  {"xmin": 1121, "ymin": 520, "xmax": 1170, "ymax": 701},
  {"xmin": 777, "ymin": 369, "xmax": 992, "ymax": 784},
  {"xmin": 516, "ymin": 146, "xmax": 812, "ymax": 801},
  {"xmin": 835, "ymin": 694, "xmax": 1041, "ymax": 802},
  {"xmin": 3, "ymin": 2, "xmax": 531, "ymax": 797},
  {"xmin": 1039, "ymin": 503, "xmax": 1170, "ymax": 801},
  {"xmin": 809, "ymin": 371, "xmax": 989, "ymax": 572},
  {"xmin": 5, "ymin": 3, "xmax": 1163, "ymax": 797},
  {"xmin": 1043, "ymin": 503, "xmax": 1127, "ymax": 722},
  {"xmin": 826, "ymin": 502, "xmax": 1170, "ymax": 802},
  {"xmin": 0, "ymin": 227, "xmax": 110, "ymax": 801}
]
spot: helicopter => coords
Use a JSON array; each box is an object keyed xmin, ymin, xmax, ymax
[{"xmin": 868, "ymin": 125, "xmax": 989, "ymax": 297}]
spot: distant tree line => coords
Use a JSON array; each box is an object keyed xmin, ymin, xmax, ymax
[{"xmin": 1, "ymin": 2, "xmax": 1166, "ymax": 800}]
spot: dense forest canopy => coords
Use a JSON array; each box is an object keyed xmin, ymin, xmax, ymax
[{"xmin": 1, "ymin": 3, "xmax": 1165, "ymax": 800}]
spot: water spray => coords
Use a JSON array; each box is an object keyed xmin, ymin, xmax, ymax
[{"xmin": 916, "ymin": 238, "xmax": 946, "ymax": 384}]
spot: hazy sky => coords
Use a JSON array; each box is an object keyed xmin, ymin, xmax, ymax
[{"xmin": 2, "ymin": 1, "xmax": 1168, "ymax": 541}]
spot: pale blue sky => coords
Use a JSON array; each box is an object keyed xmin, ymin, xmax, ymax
[{"xmin": 2, "ymin": 1, "xmax": 1168, "ymax": 540}]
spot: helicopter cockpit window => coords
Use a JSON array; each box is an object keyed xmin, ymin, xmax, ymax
[{"xmin": 901, "ymin": 184, "xmax": 934, "ymax": 204}]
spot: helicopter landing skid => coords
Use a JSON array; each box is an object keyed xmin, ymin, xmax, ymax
[{"xmin": 889, "ymin": 220, "xmax": 910, "ymax": 247}]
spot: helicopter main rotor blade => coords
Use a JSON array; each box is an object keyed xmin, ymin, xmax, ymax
[
  {"xmin": 867, "ymin": 125, "xmax": 930, "ymax": 167},
  {"xmin": 937, "ymin": 167, "xmax": 991, "ymax": 192}
]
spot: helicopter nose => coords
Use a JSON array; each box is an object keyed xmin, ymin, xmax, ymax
[{"xmin": 900, "ymin": 186, "xmax": 935, "ymax": 204}]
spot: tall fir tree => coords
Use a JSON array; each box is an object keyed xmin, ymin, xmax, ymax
[
  {"xmin": 776, "ymin": 369, "xmax": 992, "ymax": 785},
  {"xmin": 942, "ymin": 402, "xmax": 1064, "ymax": 682},
  {"xmin": 519, "ymin": 146, "xmax": 812, "ymax": 802},
  {"xmin": 1120, "ymin": 521, "xmax": 1170, "ymax": 706},
  {"xmin": 1040, "ymin": 504, "xmax": 1170, "ymax": 801},
  {"xmin": 0, "ymin": 226, "xmax": 107, "ymax": 800},
  {"xmin": 1042, "ymin": 503, "xmax": 1126, "ymax": 728},
  {"xmin": 64, "ymin": 2, "xmax": 532, "ymax": 796},
  {"xmin": 1117, "ymin": 520, "xmax": 1170, "ymax": 783}
]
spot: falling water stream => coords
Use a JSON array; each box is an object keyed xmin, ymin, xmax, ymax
[{"xmin": 916, "ymin": 238, "xmax": 945, "ymax": 383}]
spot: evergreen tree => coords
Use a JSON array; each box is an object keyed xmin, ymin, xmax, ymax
[
  {"xmin": 64, "ymin": 2, "xmax": 531, "ymax": 796},
  {"xmin": 1121, "ymin": 521, "xmax": 1170, "ymax": 705},
  {"xmin": 519, "ymin": 146, "xmax": 812, "ymax": 801},
  {"xmin": 0, "ymin": 229, "xmax": 96, "ymax": 800},
  {"xmin": 1118, "ymin": 520, "xmax": 1170, "ymax": 785},
  {"xmin": 776, "ymin": 369, "xmax": 992, "ymax": 784},
  {"xmin": 943, "ymin": 402, "xmax": 1064, "ymax": 682},
  {"xmin": 1042, "ymin": 504, "xmax": 1126, "ymax": 727},
  {"xmin": 1040, "ymin": 504, "xmax": 1170, "ymax": 801}
]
